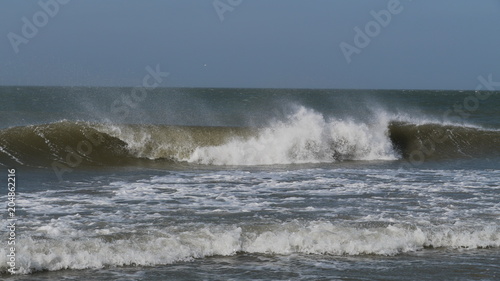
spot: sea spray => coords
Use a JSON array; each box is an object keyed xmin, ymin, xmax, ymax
[{"xmin": 187, "ymin": 107, "xmax": 397, "ymax": 165}]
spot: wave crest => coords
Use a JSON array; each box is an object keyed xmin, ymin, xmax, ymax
[
  {"xmin": 1, "ymin": 107, "xmax": 499, "ymax": 168},
  {"xmin": 186, "ymin": 107, "xmax": 396, "ymax": 165}
]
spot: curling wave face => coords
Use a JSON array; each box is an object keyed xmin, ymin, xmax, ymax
[{"xmin": 1, "ymin": 107, "xmax": 499, "ymax": 168}]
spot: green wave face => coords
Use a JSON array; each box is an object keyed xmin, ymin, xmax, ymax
[{"xmin": 1, "ymin": 118, "xmax": 498, "ymax": 168}]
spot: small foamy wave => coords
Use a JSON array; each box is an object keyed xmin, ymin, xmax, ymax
[{"xmin": 1, "ymin": 222, "xmax": 498, "ymax": 275}]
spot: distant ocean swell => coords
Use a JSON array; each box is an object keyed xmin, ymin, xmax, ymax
[
  {"xmin": 0, "ymin": 222, "xmax": 498, "ymax": 274},
  {"xmin": 1, "ymin": 107, "xmax": 499, "ymax": 168}
]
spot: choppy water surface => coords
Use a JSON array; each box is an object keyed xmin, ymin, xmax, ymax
[{"xmin": 1, "ymin": 87, "xmax": 499, "ymax": 280}]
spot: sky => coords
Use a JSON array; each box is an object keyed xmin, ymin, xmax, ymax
[{"xmin": 1, "ymin": 0, "xmax": 500, "ymax": 89}]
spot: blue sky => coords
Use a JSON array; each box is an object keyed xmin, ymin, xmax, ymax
[{"xmin": 1, "ymin": 0, "xmax": 499, "ymax": 89}]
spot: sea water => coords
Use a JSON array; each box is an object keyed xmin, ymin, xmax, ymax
[{"xmin": 0, "ymin": 87, "xmax": 498, "ymax": 280}]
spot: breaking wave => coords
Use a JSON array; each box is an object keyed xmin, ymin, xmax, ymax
[
  {"xmin": 0, "ymin": 221, "xmax": 498, "ymax": 274},
  {"xmin": 1, "ymin": 107, "xmax": 499, "ymax": 168}
]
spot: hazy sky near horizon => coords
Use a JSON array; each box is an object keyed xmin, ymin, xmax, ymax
[{"xmin": 1, "ymin": 0, "xmax": 499, "ymax": 89}]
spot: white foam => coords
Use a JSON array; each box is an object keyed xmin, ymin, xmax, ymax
[
  {"xmin": 187, "ymin": 107, "xmax": 397, "ymax": 165},
  {"xmin": 1, "ymin": 222, "xmax": 498, "ymax": 275},
  {"xmin": 95, "ymin": 107, "xmax": 398, "ymax": 165},
  {"xmin": 96, "ymin": 105, "xmax": 497, "ymax": 166}
]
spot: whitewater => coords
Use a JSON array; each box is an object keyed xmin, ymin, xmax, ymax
[
  {"xmin": 0, "ymin": 87, "xmax": 499, "ymax": 280},
  {"xmin": 1, "ymin": 106, "xmax": 498, "ymax": 169}
]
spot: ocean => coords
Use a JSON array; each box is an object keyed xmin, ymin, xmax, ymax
[{"xmin": 0, "ymin": 86, "xmax": 499, "ymax": 280}]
